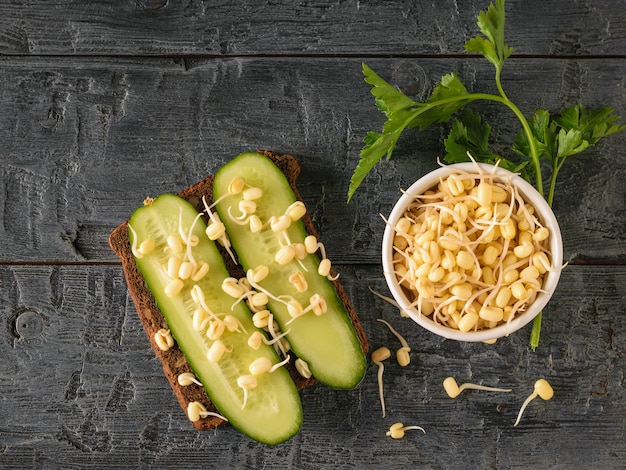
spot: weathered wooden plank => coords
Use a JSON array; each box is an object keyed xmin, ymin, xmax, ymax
[
  {"xmin": 1, "ymin": 57, "xmax": 624, "ymax": 263},
  {"xmin": 0, "ymin": 264, "xmax": 624, "ymax": 469},
  {"xmin": 0, "ymin": 0, "xmax": 624, "ymax": 57}
]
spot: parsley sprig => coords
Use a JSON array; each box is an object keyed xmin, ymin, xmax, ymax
[{"xmin": 349, "ymin": 0, "xmax": 624, "ymax": 348}]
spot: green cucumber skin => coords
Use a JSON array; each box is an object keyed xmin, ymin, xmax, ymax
[
  {"xmin": 129, "ymin": 194, "xmax": 301, "ymax": 445},
  {"xmin": 213, "ymin": 152, "xmax": 367, "ymax": 389}
]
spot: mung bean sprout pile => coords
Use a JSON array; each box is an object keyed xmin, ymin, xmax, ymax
[{"xmin": 389, "ymin": 166, "xmax": 553, "ymax": 333}]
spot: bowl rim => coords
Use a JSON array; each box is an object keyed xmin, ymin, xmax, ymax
[{"xmin": 382, "ymin": 162, "xmax": 563, "ymax": 342}]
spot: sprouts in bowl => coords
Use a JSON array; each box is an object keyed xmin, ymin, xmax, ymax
[{"xmin": 382, "ymin": 162, "xmax": 563, "ymax": 342}]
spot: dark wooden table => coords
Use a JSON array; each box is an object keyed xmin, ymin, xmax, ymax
[{"xmin": 1, "ymin": 1, "xmax": 625, "ymax": 468}]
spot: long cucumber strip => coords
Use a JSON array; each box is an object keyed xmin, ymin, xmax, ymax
[
  {"xmin": 129, "ymin": 194, "xmax": 301, "ymax": 445},
  {"xmin": 213, "ymin": 152, "xmax": 367, "ymax": 389}
]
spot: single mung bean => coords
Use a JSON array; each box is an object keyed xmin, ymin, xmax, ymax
[
  {"xmin": 514, "ymin": 378, "xmax": 554, "ymax": 427},
  {"xmin": 178, "ymin": 372, "xmax": 202, "ymax": 386},
  {"xmin": 154, "ymin": 329, "xmax": 174, "ymax": 351},
  {"xmin": 207, "ymin": 340, "xmax": 229, "ymax": 363},
  {"xmin": 285, "ymin": 201, "xmax": 306, "ymax": 221},
  {"xmin": 295, "ymin": 358, "xmax": 312, "ymax": 379},
  {"xmin": 386, "ymin": 422, "xmax": 426, "ymax": 439},
  {"xmin": 243, "ymin": 186, "xmax": 263, "ymax": 201},
  {"xmin": 372, "ymin": 346, "xmax": 392, "ymax": 418},
  {"xmin": 164, "ymin": 279, "xmax": 184, "ymax": 298},
  {"xmin": 318, "ymin": 258, "xmax": 332, "ymax": 277},
  {"xmin": 443, "ymin": 376, "xmax": 512, "ymax": 398}
]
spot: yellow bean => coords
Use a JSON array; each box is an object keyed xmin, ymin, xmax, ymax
[
  {"xmin": 207, "ymin": 340, "xmax": 228, "ymax": 363},
  {"xmin": 164, "ymin": 279, "xmax": 184, "ymax": 298},
  {"xmin": 494, "ymin": 203, "xmax": 509, "ymax": 220},
  {"xmin": 510, "ymin": 281, "xmax": 527, "ymax": 300},
  {"xmin": 228, "ymin": 177, "xmax": 245, "ymax": 194},
  {"xmin": 491, "ymin": 185, "xmax": 508, "ymax": 203},
  {"xmin": 289, "ymin": 271, "xmax": 308, "ymax": 293},
  {"xmin": 178, "ymin": 261, "xmax": 194, "ymax": 280},
  {"xmin": 502, "ymin": 253, "xmax": 519, "ymax": 268},
  {"xmin": 441, "ymin": 250, "xmax": 457, "ymax": 270},
  {"xmin": 424, "ymin": 241, "xmax": 440, "ymax": 264},
  {"xmin": 447, "ymin": 174, "xmax": 465, "ymax": 196},
  {"xmin": 439, "ymin": 236, "xmax": 460, "ymax": 252},
  {"xmin": 518, "ymin": 218, "xmax": 531, "ymax": 232},
  {"xmin": 450, "ymin": 282, "xmax": 473, "ymax": 300},
  {"xmin": 415, "ymin": 263, "xmax": 433, "ymax": 278},
  {"xmin": 532, "ymin": 252, "xmax": 551, "ymax": 274},
  {"xmin": 474, "ymin": 206, "xmax": 493, "ymax": 221},
  {"xmin": 167, "ymin": 234, "xmax": 183, "ymax": 254},
  {"xmin": 428, "ymin": 266, "xmax": 446, "ymax": 283},
  {"xmin": 503, "ymin": 269, "xmax": 519, "ymax": 285},
  {"xmin": 501, "ymin": 218, "xmax": 517, "ymax": 240},
  {"xmin": 477, "ymin": 182, "xmax": 493, "ymax": 207},
  {"xmin": 456, "ymin": 250, "xmax": 474, "ymax": 271},
  {"xmin": 481, "ymin": 266, "xmax": 495, "ymax": 285},
  {"xmin": 167, "ymin": 256, "xmax": 182, "ymax": 279},
  {"xmin": 416, "ymin": 278, "xmax": 435, "ymax": 298},
  {"xmin": 191, "ymin": 262, "xmax": 210, "ymax": 282},
  {"xmin": 518, "ymin": 230, "xmax": 533, "ymax": 246},
  {"xmin": 393, "ymin": 235, "xmax": 408, "ymax": 251},
  {"xmin": 249, "ymin": 215, "xmax": 263, "ymax": 233},
  {"xmin": 395, "ymin": 217, "xmax": 412, "ymax": 234},
  {"xmin": 304, "ymin": 235, "xmax": 318, "ymax": 254},
  {"xmin": 247, "ymin": 331, "xmax": 264, "ymax": 350},
  {"xmin": 249, "ymin": 357, "xmax": 273, "ymax": 375},
  {"xmin": 206, "ymin": 221, "xmax": 226, "ymax": 240},
  {"xmin": 275, "ymin": 245, "xmax": 296, "ymax": 265},
  {"xmin": 295, "ymin": 358, "xmax": 312, "ymax": 379},
  {"xmin": 415, "ymin": 230, "xmax": 435, "ymax": 247},
  {"xmin": 318, "ymin": 258, "xmax": 332, "ymax": 277},
  {"xmin": 533, "ymin": 227, "xmax": 550, "ymax": 242},
  {"xmin": 495, "ymin": 286, "xmax": 512, "ymax": 308},
  {"xmin": 138, "ymin": 239, "xmax": 155, "ymax": 255},
  {"xmin": 520, "ymin": 265, "xmax": 540, "ymax": 281},
  {"xmin": 481, "ymin": 245, "xmax": 499, "ymax": 266},
  {"xmin": 454, "ymin": 202, "xmax": 469, "ymax": 222},
  {"xmin": 458, "ymin": 312, "xmax": 479, "ymax": 332},
  {"xmin": 513, "ymin": 243, "xmax": 533, "ymax": 259},
  {"xmin": 479, "ymin": 306, "xmax": 504, "ymax": 323},
  {"xmin": 270, "ymin": 215, "xmax": 292, "ymax": 232}
]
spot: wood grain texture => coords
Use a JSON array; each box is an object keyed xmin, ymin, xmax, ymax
[
  {"xmin": 1, "ymin": 0, "xmax": 625, "ymax": 467},
  {"xmin": 0, "ymin": 57, "xmax": 624, "ymax": 263},
  {"xmin": 0, "ymin": 0, "xmax": 624, "ymax": 56},
  {"xmin": 0, "ymin": 264, "xmax": 624, "ymax": 469}
]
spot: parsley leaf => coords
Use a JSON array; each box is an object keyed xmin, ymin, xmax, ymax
[
  {"xmin": 464, "ymin": 0, "xmax": 513, "ymax": 73},
  {"xmin": 444, "ymin": 108, "xmax": 528, "ymax": 176},
  {"xmin": 513, "ymin": 104, "xmax": 625, "ymax": 202},
  {"xmin": 348, "ymin": 67, "xmax": 473, "ymax": 201}
]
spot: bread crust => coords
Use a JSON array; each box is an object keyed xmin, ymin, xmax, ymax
[{"xmin": 108, "ymin": 150, "xmax": 368, "ymax": 430}]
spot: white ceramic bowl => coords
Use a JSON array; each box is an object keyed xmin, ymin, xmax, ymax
[{"xmin": 382, "ymin": 162, "xmax": 563, "ymax": 342}]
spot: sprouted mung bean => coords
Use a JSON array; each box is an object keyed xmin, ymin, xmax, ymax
[
  {"xmin": 377, "ymin": 318, "xmax": 411, "ymax": 367},
  {"xmin": 389, "ymin": 167, "xmax": 553, "ymax": 332},
  {"xmin": 514, "ymin": 378, "xmax": 553, "ymax": 426},
  {"xmin": 386, "ymin": 422, "xmax": 426, "ymax": 439},
  {"xmin": 187, "ymin": 401, "xmax": 228, "ymax": 422},
  {"xmin": 371, "ymin": 346, "xmax": 392, "ymax": 418},
  {"xmin": 443, "ymin": 376, "xmax": 512, "ymax": 398},
  {"xmin": 154, "ymin": 328, "xmax": 175, "ymax": 351}
]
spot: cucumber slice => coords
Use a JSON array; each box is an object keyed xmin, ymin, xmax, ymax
[
  {"xmin": 129, "ymin": 194, "xmax": 302, "ymax": 445},
  {"xmin": 213, "ymin": 152, "xmax": 367, "ymax": 389}
]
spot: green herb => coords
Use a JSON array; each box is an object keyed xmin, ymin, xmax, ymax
[{"xmin": 349, "ymin": 0, "xmax": 625, "ymax": 349}]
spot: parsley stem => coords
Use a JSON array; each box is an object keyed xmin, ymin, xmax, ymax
[
  {"xmin": 530, "ymin": 312, "xmax": 542, "ymax": 350},
  {"xmin": 429, "ymin": 90, "xmax": 544, "ymax": 198}
]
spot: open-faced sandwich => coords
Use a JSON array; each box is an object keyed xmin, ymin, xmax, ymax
[{"xmin": 109, "ymin": 150, "xmax": 369, "ymax": 444}]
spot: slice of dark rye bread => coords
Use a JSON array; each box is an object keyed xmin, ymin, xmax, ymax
[{"xmin": 108, "ymin": 150, "xmax": 369, "ymax": 431}]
